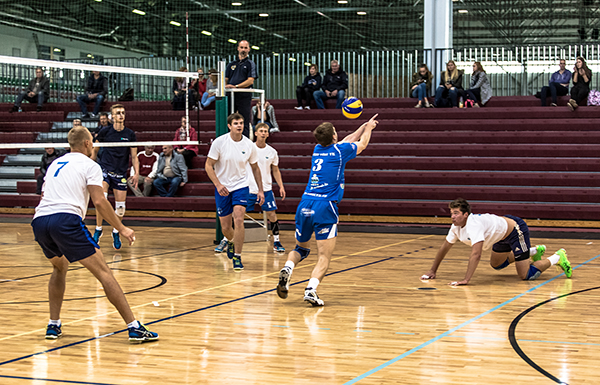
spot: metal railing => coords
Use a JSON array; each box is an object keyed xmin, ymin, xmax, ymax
[{"xmin": 2, "ymin": 44, "xmax": 599, "ymax": 103}]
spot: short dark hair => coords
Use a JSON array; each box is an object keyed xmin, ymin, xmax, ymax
[
  {"xmin": 449, "ymin": 198, "xmax": 471, "ymax": 214},
  {"xmin": 98, "ymin": 112, "xmax": 108, "ymax": 118},
  {"xmin": 310, "ymin": 64, "xmax": 319, "ymax": 72},
  {"xmin": 313, "ymin": 122, "xmax": 335, "ymax": 146},
  {"xmin": 227, "ymin": 112, "xmax": 244, "ymax": 125}
]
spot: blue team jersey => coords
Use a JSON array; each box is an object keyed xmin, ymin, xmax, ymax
[
  {"xmin": 303, "ymin": 142, "xmax": 357, "ymax": 202},
  {"xmin": 96, "ymin": 125, "xmax": 137, "ymax": 175}
]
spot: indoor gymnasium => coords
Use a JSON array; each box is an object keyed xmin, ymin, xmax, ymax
[{"xmin": 0, "ymin": 1, "xmax": 599, "ymax": 384}]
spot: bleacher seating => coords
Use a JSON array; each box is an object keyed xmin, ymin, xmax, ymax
[{"xmin": 2, "ymin": 95, "xmax": 600, "ymax": 222}]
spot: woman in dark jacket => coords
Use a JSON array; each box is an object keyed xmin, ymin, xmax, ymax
[
  {"xmin": 171, "ymin": 67, "xmax": 195, "ymax": 111},
  {"xmin": 568, "ymin": 56, "xmax": 592, "ymax": 111},
  {"xmin": 296, "ymin": 64, "xmax": 322, "ymax": 110},
  {"xmin": 410, "ymin": 64, "xmax": 433, "ymax": 108},
  {"xmin": 434, "ymin": 60, "xmax": 464, "ymax": 108}
]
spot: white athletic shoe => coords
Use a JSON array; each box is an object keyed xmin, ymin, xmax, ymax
[{"xmin": 304, "ymin": 287, "xmax": 324, "ymax": 306}]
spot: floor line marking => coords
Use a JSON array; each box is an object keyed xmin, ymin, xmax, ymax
[
  {"xmin": 343, "ymin": 253, "xmax": 600, "ymax": 385},
  {"xmin": 0, "ymin": 255, "xmax": 399, "ymax": 367},
  {"xmin": 0, "ymin": 235, "xmax": 432, "ymax": 342},
  {"xmin": 0, "ymin": 375, "xmax": 116, "ymax": 385}
]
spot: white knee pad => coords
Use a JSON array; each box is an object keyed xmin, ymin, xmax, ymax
[{"xmin": 115, "ymin": 201, "xmax": 126, "ymax": 218}]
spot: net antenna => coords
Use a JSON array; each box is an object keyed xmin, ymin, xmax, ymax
[{"xmin": 185, "ymin": 11, "xmax": 190, "ymax": 141}]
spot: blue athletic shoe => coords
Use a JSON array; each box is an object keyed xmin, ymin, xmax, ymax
[
  {"xmin": 273, "ymin": 241, "xmax": 285, "ymax": 253},
  {"xmin": 112, "ymin": 232, "xmax": 122, "ymax": 250},
  {"xmin": 128, "ymin": 323, "xmax": 159, "ymax": 344},
  {"xmin": 45, "ymin": 324, "xmax": 62, "ymax": 340},
  {"xmin": 226, "ymin": 241, "xmax": 235, "ymax": 260},
  {"xmin": 93, "ymin": 228, "xmax": 103, "ymax": 243},
  {"xmin": 232, "ymin": 256, "xmax": 244, "ymax": 272},
  {"xmin": 214, "ymin": 238, "xmax": 228, "ymax": 253}
]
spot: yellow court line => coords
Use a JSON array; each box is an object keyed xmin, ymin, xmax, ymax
[{"xmin": 0, "ymin": 234, "xmax": 435, "ymax": 342}]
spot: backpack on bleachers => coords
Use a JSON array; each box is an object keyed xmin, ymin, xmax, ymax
[
  {"xmin": 588, "ymin": 90, "xmax": 600, "ymax": 106},
  {"xmin": 118, "ymin": 88, "xmax": 134, "ymax": 102}
]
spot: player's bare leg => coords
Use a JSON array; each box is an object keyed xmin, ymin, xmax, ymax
[
  {"xmin": 78, "ymin": 249, "xmax": 135, "ymax": 323},
  {"xmin": 267, "ymin": 210, "xmax": 285, "ymax": 252},
  {"xmin": 111, "ymin": 189, "xmax": 128, "ymax": 250},
  {"xmin": 303, "ymin": 238, "xmax": 336, "ymax": 306},
  {"xmin": 93, "ymin": 181, "xmax": 111, "ymax": 243},
  {"xmin": 277, "ymin": 240, "xmax": 309, "ymax": 299},
  {"xmin": 48, "ymin": 256, "xmax": 69, "ymax": 321}
]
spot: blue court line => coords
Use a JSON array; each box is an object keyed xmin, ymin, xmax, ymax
[
  {"xmin": 272, "ymin": 325, "xmax": 289, "ymax": 328},
  {"xmin": 0, "ymin": 375, "xmax": 116, "ymax": 384},
  {"xmin": 0, "ymin": 256, "xmax": 394, "ymax": 369},
  {"xmin": 354, "ymin": 330, "xmax": 372, "ymax": 333},
  {"xmin": 395, "ymin": 332, "xmax": 416, "ymax": 335},
  {"xmin": 343, "ymin": 253, "xmax": 600, "ymax": 385}
]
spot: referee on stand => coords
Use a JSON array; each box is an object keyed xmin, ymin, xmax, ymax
[{"xmin": 225, "ymin": 40, "xmax": 257, "ymax": 138}]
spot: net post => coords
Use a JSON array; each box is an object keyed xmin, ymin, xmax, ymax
[
  {"xmin": 214, "ymin": 60, "xmax": 228, "ymax": 243},
  {"xmin": 185, "ymin": 11, "xmax": 190, "ymax": 141}
]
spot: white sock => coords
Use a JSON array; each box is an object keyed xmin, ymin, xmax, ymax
[
  {"xmin": 96, "ymin": 226, "xmax": 102, "ymax": 231},
  {"xmin": 307, "ymin": 277, "xmax": 320, "ymax": 290},
  {"xmin": 222, "ymin": 236, "xmax": 228, "ymax": 242},
  {"xmin": 273, "ymin": 234, "xmax": 280, "ymax": 242},
  {"xmin": 234, "ymin": 253, "xmax": 241, "ymax": 258},
  {"xmin": 529, "ymin": 246, "xmax": 538, "ymax": 256},
  {"xmin": 113, "ymin": 228, "xmax": 119, "ymax": 234},
  {"xmin": 127, "ymin": 320, "xmax": 140, "ymax": 329},
  {"xmin": 548, "ymin": 254, "xmax": 560, "ymax": 265},
  {"xmin": 284, "ymin": 260, "xmax": 295, "ymax": 270},
  {"xmin": 49, "ymin": 319, "xmax": 61, "ymax": 326}
]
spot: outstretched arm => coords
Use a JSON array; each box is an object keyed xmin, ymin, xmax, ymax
[
  {"xmin": 354, "ymin": 114, "xmax": 379, "ymax": 155},
  {"xmin": 450, "ymin": 241, "xmax": 483, "ymax": 286},
  {"xmin": 421, "ymin": 240, "xmax": 453, "ymax": 279}
]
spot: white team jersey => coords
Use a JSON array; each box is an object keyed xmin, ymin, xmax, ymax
[
  {"xmin": 446, "ymin": 213, "xmax": 508, "ymax": 250},
  {"xmin": 247, "ymin": 144, "xmax": 278, "ymax": 194},
  {"xmin": 207, "ymin": 134, "xmax": 258, "ymax": 192},
  {"xmin": 34, "ymin": 152, "xmax": 104, "ymax": 221}
]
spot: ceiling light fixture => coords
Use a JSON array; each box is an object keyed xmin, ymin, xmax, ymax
[
  {"xmin": 357, "ymin": 11, "xmax": 367, "ymax": 15},
  {"xmin": 228, "ymin": 39, "xmax": 238, "ymax": 44},
  {"xmin": 338, "ymin": 0, "xmax": 348, "ymax": 3},
  {"xmin": 251, "ymin": 45, "xmax": 260, "ymax": 50},
  {"xmin": 232, "ymin": 2, "xmax": 242, "ymax": 5},
  {"xmin": 259, "ymin": 13, "xmax": 269, "ymax": 17},
  {"xmin": 289, "ymin": 58, "xmax": 296, "ymax": 62},
  {"xmin": 170, "ymin": 21, "xmax": 181, "ymax": 26},
  {"xmin": 458, "ymin": 9, "xmax": 468, "ymax": 13},
  {"xmin": 201, "ymin": 30, "xmax": 212, "ymax": 36},
  {"xmin": 132, "ymin": 9, "xmax": 146, "ymax": 15}
]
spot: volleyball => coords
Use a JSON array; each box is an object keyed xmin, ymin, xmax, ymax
[{"xmin": 342, "ymin": 97, "xmax": 363, "ymax": 119}]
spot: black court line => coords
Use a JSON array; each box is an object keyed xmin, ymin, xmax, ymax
[
  {"xmin": 0, "ymin": 244, "xmax": 213, "ymax": 284},
  {"xmin": 0, "ymin": 269, "xmax": 167, "ymax": 305},
  {"xmin": 0, "ymin": 256, "xmax": 394, "ymax": 371},
  {"xmin": 509, "ymin": 285, "xmax": 600, "ymax": 385},
  {"xmin": 0, "ymin": 375, "xmax": 117, "ymax": 385}
]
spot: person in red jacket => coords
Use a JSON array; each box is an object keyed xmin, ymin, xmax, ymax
[{"xmin": 173, "ymin": 116, "xmax": 199, "ymax": 169}]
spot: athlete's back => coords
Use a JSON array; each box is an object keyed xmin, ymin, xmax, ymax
[{"xmin": 303, "ymin": 142, "xmax": 357, "ymax": 202}]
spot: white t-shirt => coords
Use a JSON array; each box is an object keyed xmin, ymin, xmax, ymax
[
  {"xmin": 207, "ymin": 134, "xmax": 258, "ymax": 192},
  {"xmin": 446, "ymin": 213, "xmax": 508, "ymax": 250},
  {"xmin": 247, "ymin": 144, "xmax": 278, "ymax": 194},
  {"xmin": 34, "ymin": 152, "xmax": 104, "ymax": 220}
]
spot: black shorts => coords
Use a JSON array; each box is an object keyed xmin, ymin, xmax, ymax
[
  {"xmin": 492, "ymin": 215, "xmax": 530, "ymax": 261},
  {"xmin": 32, "ymin": 213, "xmax": 99, "ymax": 262},
  {"xmin": 102, "ymin": 169, "xmax": 128, "ymax": 191}
]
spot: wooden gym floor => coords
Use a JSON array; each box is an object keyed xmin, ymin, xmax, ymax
[{"xmin": 0, "ymin": 222, "xmax": 598, "ymax": 385}]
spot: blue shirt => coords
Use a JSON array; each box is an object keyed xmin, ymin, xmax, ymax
[
  {"xmin": 302, "ymin": 142, "xmax": 357, "ymax": 202},
  {"xmin": 97, "ymin": 125, "xmax": 137, "ymax": 175},
  {"xmin": 549, "ymin": 70, "xmax": 572, "ymax": 85},
  {"xmin": 225, "ymin": 57, "xmax": 258, "ymax": 87}
]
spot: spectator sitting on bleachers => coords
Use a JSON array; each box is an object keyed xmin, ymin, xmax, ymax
[
  {"xmin": 313, "ymin": 60, "xmax": 348, "ymax": 109},
  {"xmin": 10, "ymin": 67, "xmax": 49, "ymax": 113},
  {"xmin": 172, "ymin": 67, "xmax": 194, "ymax": 111},
  {"xmin": 190, "ymin": 68, "xmax": 206, "ymax": 109},
  {"xmin": 465, "ymin": 62, "xmax": 492, "ymax": 107},
  {"xmin": 77, "ymin": 71, "xmax": 108, "ymax": 118},
  {"xmin": 200, "ymin": 70, "xmax": 218, "ymax": 110},
  {"xmin": 410, "ymin": 64, "xmax": 433, "ymax": 108},
  {"xmin": 434, "ymin": 61, "xmax": 464, "ymax": 108},
  {"xmin": 295, "ymin": 64, "xmax": 322, "ymax": 110},
  {"xmin": 539, "ymin": 59, "xmax": 571, "ymax": 107},
  {"xmin": 36, "ymin": 147, "xmax": 64, "ymax": 194},
  {"xmin": 252, "ymin": 100, "xmax": 279, "ymax": 133},
  {"xmin": 128, "ymin": 146, "xmax": 159, "ymax": 197},
  {"xmin": 153, "ymin": 145, "xmax": 188, "ymax": 197},
  {"xmin": 92, "ymin": 113, "xmax": 110, "ymax": 140},
  {"xmin": 568, "ymin": 56, "xmax": 592, "ymax": 112},
  {"xmin": 173, "ymin": 116, "xmax": 199, "ymax": 169}
]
